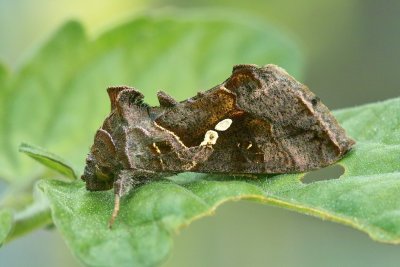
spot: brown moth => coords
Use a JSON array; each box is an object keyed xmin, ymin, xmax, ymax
[{"xmin": 81, "ymin": 64, "xmax": 355, "ymax": 227}]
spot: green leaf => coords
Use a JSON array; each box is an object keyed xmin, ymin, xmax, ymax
[
  {"xmin": 40, "ymin": 96, "xmax": 400, "ymax": 267},
  {"xmin": 19, "ymin": 142, "xmax": 77, "ymax": 180},
  {"xmin": 0, "ymin": 64, "xmax": 12, "ymax": 181},
  {"xmin": 0, "ymin": 209, "xmax": 13, "ymax": 246},
  {"xmin": 1, "ymin": 183, "xmax": 52, "ymax": 244},
  {"xmin": 0, "ymin": 10, "xmax": 302, "ymax": 183},
  {"xmin": 5, "ymin": 185, "xmax": 52, "ymax": 243}
]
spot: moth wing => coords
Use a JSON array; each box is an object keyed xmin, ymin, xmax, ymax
[
  {"xmin": 155, "ymin": 65, "xmax": 353, "ymax": 174},
  {"xmin": 196, "ymin": 64, "xmax": 354, "ymax": 173},
  {"xmin": 155, "ymin": 87, "xmax": 238, "ymax": 147}
]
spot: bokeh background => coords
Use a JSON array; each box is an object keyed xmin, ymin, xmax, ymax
[{"xmin": 0, "ymin": 0, "xmax": 399, "ymax": 266}]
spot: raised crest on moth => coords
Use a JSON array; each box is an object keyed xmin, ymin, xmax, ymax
[{"xmin": 81, "ymin": 64, "xmax": 355, "ymax": 227}]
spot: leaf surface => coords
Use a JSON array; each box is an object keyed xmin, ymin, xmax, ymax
[
  {"xmin": 40, "ymin": 97, "xmax": 400, "ymax": 267},
  {"xmin": 19, "ymin": 143, "xmax": 77, "ymax": 180},
  {"xmin": 0, "ymin": 209, "xmax": 13, "ymax": 246}
]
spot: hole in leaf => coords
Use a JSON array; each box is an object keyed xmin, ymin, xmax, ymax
[{"xmin": 301, "ymin": 164, "xmax": 344, "ymax": 184}]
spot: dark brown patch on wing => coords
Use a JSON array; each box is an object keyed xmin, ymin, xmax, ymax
[{"xmin": 155, "ymin": 87, "xmax": 237, "ymax": 147}]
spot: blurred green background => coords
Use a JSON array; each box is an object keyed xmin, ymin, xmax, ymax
[{"xmin": 0, "ymin": 0, "xmax": 399, "ymax": 266}]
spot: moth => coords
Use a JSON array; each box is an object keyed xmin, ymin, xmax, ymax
[{"xmin": 81, "ymin": 64, "xmax": 355, "ymax": 227}]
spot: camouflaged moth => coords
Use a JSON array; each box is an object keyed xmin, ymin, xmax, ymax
[{"xmin": 81, "ymin": 64, "xmax": 355, "ymax": 227}]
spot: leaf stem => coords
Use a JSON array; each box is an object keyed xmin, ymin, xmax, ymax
[{"xmin": 7, "ymin": 212, "xmax": 52, "ymax": 244}]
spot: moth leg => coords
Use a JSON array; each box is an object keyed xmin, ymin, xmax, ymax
[
  {"xmin": 109, "ymin": 171, "xmax": 131, "ymax": 228},
  {"xmin": 108, "ymin": 169, "xmax": 156, "ymax": 228}
]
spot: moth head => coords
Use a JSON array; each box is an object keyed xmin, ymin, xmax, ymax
[{"xmin": 81, "ymin": 129, "xmax": 117, "ymax": 191}]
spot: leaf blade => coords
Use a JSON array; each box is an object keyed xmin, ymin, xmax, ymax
[
  {"xmin": 19, "ymin": 142, "xmax": 77, "ymax": 180},
  {"xmin": 0, "ymin": 209, "xmax": 13, "ymax": 246},
  {"xmin": 40, "ymin": 97, "xmax": 400, "ymax": 267}
]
